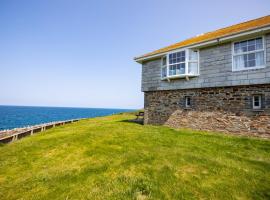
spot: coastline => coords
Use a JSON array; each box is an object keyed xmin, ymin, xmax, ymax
[
  {"xmin": 0, "ymin": 118, "xmax": 84, "ymax": 143},
  {"xmin": 0, "ymin": 105, "xmax": 134, "ymax": 131}
]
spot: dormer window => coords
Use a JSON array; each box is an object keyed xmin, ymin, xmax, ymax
[{"xmin": 161, "ymin": 49, "xmax": 199, "ymax": 79}]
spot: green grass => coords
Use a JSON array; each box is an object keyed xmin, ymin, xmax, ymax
[{"xmin": 0, "ymin": 113, "xmax": 270, "ymax": 200}]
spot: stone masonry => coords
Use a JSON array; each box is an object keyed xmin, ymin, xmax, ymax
[
  {"xmin": 144, "ymin": 84, "xmax": 270, "ymax": 137},
  {"xmin": 141, "ymin": 34, "xmax": 270, "ymax": 137}
]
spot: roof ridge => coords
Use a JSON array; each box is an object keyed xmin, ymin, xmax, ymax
[
  {"xmin": 135, "ymin": 15, "xmax": 270, "ymax": 60},
  {"xmin": 169, "ymin": 15, "xmax": 270, "ymax": 48},
  {"xmin": 194, "ymin": 15, "xmax": 270, "ymax": 37}
]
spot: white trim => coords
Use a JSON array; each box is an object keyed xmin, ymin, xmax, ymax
[
  {"xmin": 160, "ymin": 56, "xmax": 167, "ymax": 79},
  {"xmin": 231, "ymin": 36, "xmax": 266, "ymax": 72},
  {"xmin": 253, "ymin": 95, "xmax": 262, "ymax": 109},
  {"xmin": 185, "ymin": 49, "xmax": 189, "ymax": 74},
  {"xmin": 232, "ymin": 65, "xmax": 266, "ymax": 72},
  {"xmin": 168, "ymin": 50, "xmax": 186, "ymax": 76},
  {"xmin": 161, "ymin": 49, "xmax": 199, "ymax": 80},
  {"xmin": 134, "ymin": 25, "xmax": 270, "ymax": 63},
  {"xmin": 161, "ymin": 74, "xmax": 199, "ymax": 80}
]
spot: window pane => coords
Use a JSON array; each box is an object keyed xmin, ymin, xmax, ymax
[
  {"xmin": 247, "ymin": 39, "xmax": 256, "ymax": 51},
  {"xmin": 169, "ymin": 65, "xmax": 176, "ymax": 75},
  {"xmin": 169, "ymin": 64, "xmax": 185, "ymax": 75},
  {"xmin": 189, "ymin": 50, "xmax": 198, "ymax": 61},
  {"xmin": 253, "ymin": 95, "xmax": 261, "ymax": 109},
  {"xmin": 248, "ymin": 60, "xmax": 256, "ymax": 67},
  {"xmin": 248, "ymin": 44, "xmax": 255, "ymax": 51},
  {"xmin": 177, "ymin": 64, "xmax": 181, "ymax": 74},
  {"xmin": 185, "ymin": 97, "xmax": 191, "ymax": 107},
  {"xmin": 240, "ymin": 41, "xmax": 248, "ymax": 52},
  {"xmin": 256, "ymin": 38, "xmax": 263, "ymax": 50},
  {"xmin": 176, "ymin": 64, "xmax": 181, "ymax": 75},
  {"xmin": 248, "ymin": 53, "xmax": 255, "ymax": 61},
  {"xmin": 168, "ymin": 51, "xmax": 185, "ymax": 64},
  {"xmin": 188, "ymin": 62, "xmax": 198, "ymax": 75},
  {"xmin": 179, "ymin": 63, "xmax": 185, "ymax": 74},
  {"xmin": 254, "ymin": 96, "xmax": 260, "ymax": 106},
  {"xmin": 162, "ymin": 67, "xmax": 167, "ymax": 78},
  {"xmin": 233, "ymin": 55, "xmax": 245, "ymax": 69},
  {"xmin": 255, "ymin": 51, "xmax": 264, "ymax": 66},
  {"xmin": 162, "ymin": 57, "xmax": 167, "ymax": 66},
  {"xmin": 234, "ymin": 42, "xmax": 240, "ymax": 53},
  {"xmin": 248, "ymin": 39, "xmax": 255, "ymax": 46}
]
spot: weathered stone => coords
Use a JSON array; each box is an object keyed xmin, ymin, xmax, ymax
[{"xmin": 144, "ymin": 84, "xmax": 270, "ymax": 138}]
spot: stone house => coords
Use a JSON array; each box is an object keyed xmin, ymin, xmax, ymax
[{"xmin": 134, "ymin": 15, "xmax": 270, "ymax": 136}]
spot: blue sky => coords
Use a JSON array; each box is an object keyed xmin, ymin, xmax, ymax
[{"xmin": 0, "ymin": 0, "xmax": 269, "ymax": 109}]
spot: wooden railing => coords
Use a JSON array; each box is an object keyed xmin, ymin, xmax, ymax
[{"xmin": 0, "ymin": 119, "xmax": 82, "ymax": 144}]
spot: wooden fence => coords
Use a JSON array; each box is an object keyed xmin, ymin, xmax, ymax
[{"xmin": 0, "ymin": 119, "xmax": 81, "ymax": 144}]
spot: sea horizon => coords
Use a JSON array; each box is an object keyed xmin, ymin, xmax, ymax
[
  {"xmin": 0, "ymin": 105, "xmax": 135, "ymax": 131},
  {"xmin": 0, "ymin": 104, "xmax": 138, "ymax": 110}
]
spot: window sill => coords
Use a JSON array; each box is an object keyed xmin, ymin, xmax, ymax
[
  {"xmin": 252, "ymin": 109, "xmax": 264, "ymax": 112},
  {"xmin": 232, "ymin": 65, "xmax": 266, "ymax": 72},
  {"xmin": 161, "ymin": 74, "xmax": 199, "ymax": 81}
]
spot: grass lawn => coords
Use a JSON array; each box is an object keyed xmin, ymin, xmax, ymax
[{"xmin": 0, "ymin": 113, "xmax": 269, "ymax": 200}]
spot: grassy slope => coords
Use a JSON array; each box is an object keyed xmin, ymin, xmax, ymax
[{"xmin": 0, "ymin": 113, "xmax": 269, "ymax": 200}]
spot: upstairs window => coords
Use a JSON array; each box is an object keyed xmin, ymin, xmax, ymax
[
  {"xmin": 169, "ymin": 51, "xmax": 185, "ymax": 76},
  {"xmin": 233, "ymin": 37, "xmax": 265, "ymax": 71},
  {"xmin": 161, "ymin": 56, "xmax": 167, "ymax": 78},
  {"xmin": 188, "ymin": 50, "xmax": 199, "ymax": 75},
  {"xmin": 161, "ymin": 49, "xmax": 199, "ymax": 79}
]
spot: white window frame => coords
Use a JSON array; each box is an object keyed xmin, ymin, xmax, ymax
[
  {"xmin": 252, "ymin": 95, "xmax": 262, "ymax": 110},
  {"xmin": 185, "ymin": 96, "xmax": 191, "ymax": 108},
  {"xmin": 168, "ymin": 50, "xmax": 186, "ymax": 77},
  {"xmin": 232, "ymin": 36, "xmax": 266, "ymax": 72},
  {"xmin": 161, "ymin": 56, "xmax": 167, "ymax": 79},
  {"xmin": 161, "ymin": 48, "xmax": 200, "ymax": 80}
]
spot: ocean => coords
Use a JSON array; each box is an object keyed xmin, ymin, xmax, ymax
[{"xmin": 0, "ymin": 105, "xmax": 134, "ymax": 130}]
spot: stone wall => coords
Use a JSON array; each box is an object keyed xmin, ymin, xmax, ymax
[
  {"xmin": 142, "ymin": 33, "xmax": 270, "ymax": 92},
  {"xmin": 144, "ymin": 84, "xmax": 270, "ymax": 137}
]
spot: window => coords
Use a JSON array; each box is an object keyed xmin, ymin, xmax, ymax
[
  {"xmin": 253, "ymin": 95, "xmax": 262, "ymax": 109},
  {"xmin": 161, "ymin": 56, "xmax": 167, "ymax": 78},
  {"xmin": 161, "ymin": 49, "xmax": 199, "ymax": 79},
  {"xmin": 185, "ymin": 96, "xmax": 191, "ymax": 108},
  {"xmin": 188, "ymin": 50, "xmax": 199, "ymax": 75},
  {"xmin": 233, "ymin": 37, "xmax": 265, "ymax": 71},
  {"xmin": 169, "ymin": 51, "xmax": 185, "ymax": 76}
]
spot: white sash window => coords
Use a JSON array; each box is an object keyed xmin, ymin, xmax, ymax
[
  {"xmin": 232, "ymin": 37, "xmax": 265, "ymax": 71},
  {"xmin": 161, "ymin": 49, "xmax": 199, "ymax": 79},
  {"xmin": 161, "ymin": 56, "xmax": 167, "ymax": 78}
]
